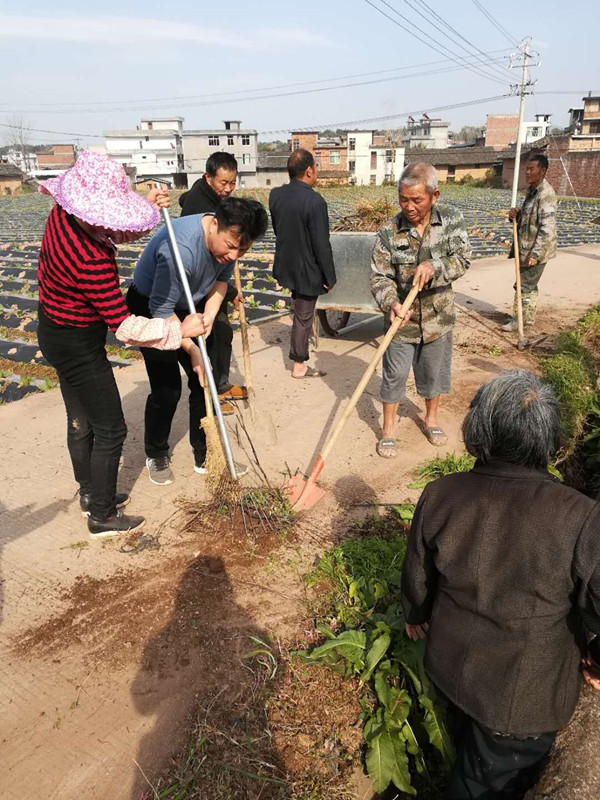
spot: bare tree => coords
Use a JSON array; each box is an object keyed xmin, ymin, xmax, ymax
[{"xmin": 3, "ymin": 116, "xmax": 33, "ymax": 172}]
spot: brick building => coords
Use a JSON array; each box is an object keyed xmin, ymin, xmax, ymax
[
  {"xmin": 37, "ymin": 145, "xmax": 76, "ymax": 170},
  {"xmin": 502, "ymin": 132, "xmax": 600, "ymax": 198},
  {"xmin": 290, "ymin": 131, "xmax": 349, "ymax": 184},
  {"xmin": 404, "ymin": 147, "xmax": 501, "ymax": 184}
]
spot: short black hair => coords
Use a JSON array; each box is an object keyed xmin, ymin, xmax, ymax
[
  {"xmin": 462, "ymin": 370, "xmax": 561, "ymax": 468},
  {"xmin": 215, "ymin": 197, "xmax": 268, "ymax": 248},
  {"xmin": 205, "ymin": 151, "xmax": 238, "ymax": 177},
  {"xmin": 287, "ymin": 148, "xmax": 314, "ymax": 179},
  {"xmin": 529, "ymin": 153, "xmax": 549, "ymax": 171}
]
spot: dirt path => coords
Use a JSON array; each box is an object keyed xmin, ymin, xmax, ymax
[{"xmin": 2, "ymin": 244, "xmax": 600, "ymax": 800}]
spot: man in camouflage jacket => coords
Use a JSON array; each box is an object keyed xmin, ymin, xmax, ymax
[
  {"xmin": 504, "ymin": 154, "xmax": 557, "ymax": 330},
  {"xmin": 370, "ymin": 163, "xmax": 470, "ymax": 457}
]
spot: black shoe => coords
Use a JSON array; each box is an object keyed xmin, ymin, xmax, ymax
[
  {"xmin": 87, "ymin": 510, "xmax": 145, "ymax": 538},
  {"xmin": 80, "ymin": 492, "xmax": 130, "ymax": 517}
]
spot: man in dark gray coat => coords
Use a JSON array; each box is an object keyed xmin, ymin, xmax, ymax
[
  {"xmin": 401, "ymin": 370, "xmax": 600, "ymax": 799},
  {"xmin": 269, "ymin": 149, "xmax": 336, "ymax": 378}
]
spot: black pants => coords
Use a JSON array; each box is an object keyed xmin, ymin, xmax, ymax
[
  {"xmin": 126, "ymin": 285, "xmax": 207, "ymax": 465},
  {"xmin": 444, "ymin": 702, "xmax": 555, "ymax": 799},
  {"xmin": 207, "ymin": 298, "xmax": 233, "ymax": 393},
  {"xmin": 290, "ymin": 292, "xmax": 318, "ymax": 363},
  {"xmin": 38, "ymin": 307, "xmax": 127, "ymax": 519}
]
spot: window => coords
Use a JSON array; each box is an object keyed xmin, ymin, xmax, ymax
[
  {"xmin": 208, "ymin": 136, "xmax": 220, "ymax": 146},
  {"xmin": 145, "ymin": 136, "xmax": 149, "ymax": 142},
  {"xmin": 315, "ymin": 153, "xmax": 321, "ymax": 168},
  {"xmin": 348, "ymin": 160, "xmax": 356, "ymax": 172},
  {"xmin": 329, "ymin": 151, "xmax": 341, "ymax": 165},
  {"xmin": 227, "ymin": 136, "xmax": 234, "ymax": 146},
  {"xmin": 447, "ymin": 165, "xmax": 455, "ymax": 177},
  {"xmin": 530, "ymin": 127, "xmax": 540, "ymax": 137},
  {"xmin": 349, "ymin": 138, "xmax": 356, "ymax": 151},
  {"xmin": 370, "ymin": 151, "xmax": 377, "ymax": 170},
  {"xmin": 293, "ymin": 138, "xmax": 300, "ymax": 150},
  {"xmin": 370, "ymin": 175, "xmax": 377, "ymax": 185},
  {"xmin": 242, "ymin": 135, "xmax": 250, "ymax": 146},
  {"xmin": 590, "ymin": 121, "xmax": 600, "ymax": 134},
  {"xmin": 242, "ymin": 153, "xmax": 251, "ymax": 165},
  {"xmin": 385, "ymin": 149, "xmax": 393, "ymax": 163},
  {"xmin": 266, "ymin": 179, "xmax": 271, "ymax": 186}
]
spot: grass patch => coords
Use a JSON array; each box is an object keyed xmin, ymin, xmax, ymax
[{"xmin": 408, "ymin": 453, "xmax": 476, "ymax": 489}]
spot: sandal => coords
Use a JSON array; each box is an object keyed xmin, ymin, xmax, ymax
[
  {"xmin": 292, "ymin": 366, "xmax": 327, "ymax": 379},
  {"xmin": 376, "ymin": 438, "xmax": 398, "ymax": 458},
  {"xmin": 423, "ymin": 426, "xmax": 448, "ymax": 447}
]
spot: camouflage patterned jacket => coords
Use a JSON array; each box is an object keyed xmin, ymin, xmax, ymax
[
  {"xmin": 370, "ymin": 204, "xmax": 471, "ymax": 343},
  {"xmin": 515, "ymin": 178, "xmax": 557, "ymax": 264}
]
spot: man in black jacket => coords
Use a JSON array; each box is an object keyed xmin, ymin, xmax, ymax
[
  {"xmin": 269, "ymin": 149, "xmax": 336, "ymax": 378},
  {"xmin": 179, "ymin": 152, "xmax": 245, "ymax": 411}
]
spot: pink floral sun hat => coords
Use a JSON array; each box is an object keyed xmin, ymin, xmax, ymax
[{"xmin": 38, "ymin": 150, "xmax": 160, "ymax": 232}]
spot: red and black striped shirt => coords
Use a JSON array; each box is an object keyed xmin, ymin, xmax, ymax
[{"xmin": 38, "ymin": 204, "xmax": 130, "ymax": 331}]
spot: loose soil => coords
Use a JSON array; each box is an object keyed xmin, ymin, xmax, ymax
[{"xmin": 0, "ymin": 354, "xmax": 56, "ymax": 380}]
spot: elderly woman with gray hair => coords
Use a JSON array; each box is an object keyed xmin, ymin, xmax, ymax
[{"xmin": 399, "ymin": 370, "xmax": 600, "ymax": 800}]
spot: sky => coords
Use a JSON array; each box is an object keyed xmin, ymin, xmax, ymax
[{"xmin": 0, "ymin": 0, "xmax": 598, "ymax": 146}]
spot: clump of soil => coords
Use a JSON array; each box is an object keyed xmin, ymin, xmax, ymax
[{"xmin": 0, "ymin": 355, "xmax": 57, "ymax": 381}]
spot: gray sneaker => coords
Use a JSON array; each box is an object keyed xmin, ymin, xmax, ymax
[
  {"xmin": 501, "ymin": 318, "xmax": 518, "ymax": 332},
  {"xmin": 146, "ymin": 456, "xmax": 174, "ymax": 485}
]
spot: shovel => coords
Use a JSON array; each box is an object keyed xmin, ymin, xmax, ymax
[{"xmin": 287, "ymin": 283, "xmax": 420, "ymax": 513}]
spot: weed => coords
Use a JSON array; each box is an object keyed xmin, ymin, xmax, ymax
[{"xmin": 408, "ymin": 453, "xmax": 475, "ymax": 489}]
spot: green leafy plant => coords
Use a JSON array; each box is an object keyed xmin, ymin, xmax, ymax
[
  {"xmin": 302, "ymin": 524, "xmax": 453, "ymax": 795},
  {"xmin": 408, "ymin": 453, "xmax": 475, "ymax": 489}
]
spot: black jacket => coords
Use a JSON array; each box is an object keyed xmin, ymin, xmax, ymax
[
  {"xmin": 179, "ymin": 177, "xmax": 236, "ymax": 304},
  {"xmin": 179, "ymin": 176, "xmax": 220, "ymax": 216},
  {"xmin": 401, "ymin": 459, "xmax": 600, "ymax": 736},
  {"xmin": 269, "ymin": 179, "xmax": 336, "ymax": 296}
]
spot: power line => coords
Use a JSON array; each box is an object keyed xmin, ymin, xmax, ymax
[
  {"xmin": 406, "ymin": 0, "xmax": 516, "ymax": 80},
  {"xmin": 0, "ymin": 58, "xmax": 512, "ymax": 116},
  {"xmin": 364, "ymin": 0, "xmax": 509, "ymax": 87},
  {"xmin": 258, "ymin": 92, "xmax": 514, "ymax": 135},
  {"xmin": 471, "ymin": 0, "xmax": 518, "ymax": 48},
  {"xmin": 0, "ymin": 51, "xmax": 513, "ymax": 111}
]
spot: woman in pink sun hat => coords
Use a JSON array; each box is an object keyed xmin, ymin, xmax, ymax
[{"xmin": 37, "ymin": 150, "xmax": 206, "ymax": 538}]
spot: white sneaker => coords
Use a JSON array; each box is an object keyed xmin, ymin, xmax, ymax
[
  {"xmin": 501, "ymin": 319, "xmax": 518, "ymax": 332},
  {"xmin": 194, "ymin": 460, "xmax": 249, "ymax": 477}
]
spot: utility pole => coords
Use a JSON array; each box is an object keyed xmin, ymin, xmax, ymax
[{"xmin": 509, "ymin": 38, "xmax": 537, "ymax": 349}]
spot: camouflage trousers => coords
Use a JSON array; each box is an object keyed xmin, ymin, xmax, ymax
[{"xmin": 512, "ymin": 262, "xmax": 546, "ymax": 326}]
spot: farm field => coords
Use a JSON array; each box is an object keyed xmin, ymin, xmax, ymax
[{"xmin": 0, "ymin": 186, "xmax": 599, "ymax": 404}]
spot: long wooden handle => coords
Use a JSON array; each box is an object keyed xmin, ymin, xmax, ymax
[
  {"xmin": 232, "ymin": 261, "xmax": 255, "ymax": 401},
  {"xmin": 513, "ymin": 219, "xmax": 526, "ymax": 345},
  {"xmin": 309, "ymin": 283, "xmax": 420, "ymax": 482}
]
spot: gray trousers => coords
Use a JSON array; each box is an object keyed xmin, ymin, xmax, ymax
[
  {"xmin": 290, "ymin": 292, "xmax": 318, "ymax": 363},
  {"xmin": 381, "ymin": 332, "xmax": 452, "ymax": 404}
]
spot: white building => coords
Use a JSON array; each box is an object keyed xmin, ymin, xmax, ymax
[
  {"xmin": 182, "ymin": 121, "xmax": 259, "ymax": 188},
  {"xmin": 403, "ymin": 117, "xmax": 449, "ymax": 149},
  {"xmin": 2, "ymin": 148, "xmax": 38, "ymax": 174},
  {"xmin": 347, "ymin": 131, "xmax": 405, "ymax": 186},
  {"xmin": 523, "ymin": 114, "xmax": 552, "ymax": 145},
  {"xmin": 104, "ymin": 117, "xmax": 185, "ymax": 187}
]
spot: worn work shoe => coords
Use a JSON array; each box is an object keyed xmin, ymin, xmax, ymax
[
  {"xmin": 219, "ymin": 399, "xmax": 235, "ymax": 416},
  {"xmin": 88, "ymin": 510, "xmax": 145, "ymax": 538},
  {"xmin": 146, "ymin": 456, "xmax": 174, "ymax": 485},
  {"xmin": 501, "ymin": 318, "xmax": 518, "ymax": 332},
  {"xmin": 80, "ymin": 492, "xmax": 130, "ymax": 517},
  {"xmin": 194, "ymin": 460, "xmax": 249, "ymax": 477},
  {"xmin": 219, "ymin": 384, "xmax": 248, "ymax": 402}
]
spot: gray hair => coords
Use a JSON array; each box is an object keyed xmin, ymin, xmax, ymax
[
  {"xmin": 398, "ymin": 163, "xmax": 438, "ymax": 194},
  {"xmin": 462, "ymin": 370, "xmax": 561, "ymax": 468}
]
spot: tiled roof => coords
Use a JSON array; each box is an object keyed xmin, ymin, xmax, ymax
[
  {"xmin": 0, "ymin": 163, "xmax": 24, "ymax": 178},
  {"xmin": 405, "ymin": 146, "xmax": 502, "ymax": 166}
]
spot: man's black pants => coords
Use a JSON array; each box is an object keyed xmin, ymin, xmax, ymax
[
  {"xmin": 38, "ymin": 307, "xmax": 127, "ymax": 520},
  {"xmin": 444, "ymin": 703, "xmax": 555, "ymax": 799},
  {"xmin": 290, "ymin": 291, "xmax": 318, "ymax": 363},
  {"xmin": 126, "ymin": 285, "xmax": 207, "ymax": 466},
  {"xmin": 207, "ymin": 298, "xmax": 233, "ymax": 393}
]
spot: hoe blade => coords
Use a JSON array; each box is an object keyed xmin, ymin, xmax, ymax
[{"xmin": 285, "ymin": 475, "xmax": 326, "ymax": 513}]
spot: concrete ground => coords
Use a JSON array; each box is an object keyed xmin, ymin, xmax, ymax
[{"xmin": 2, "ymin": 244, "xmax": 600, "ymax": 800}]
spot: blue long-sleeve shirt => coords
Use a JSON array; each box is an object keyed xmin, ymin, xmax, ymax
[{"xmin": 133, "ymin": 213, "xmax": 234, "ymax": 317}]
